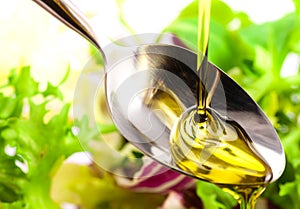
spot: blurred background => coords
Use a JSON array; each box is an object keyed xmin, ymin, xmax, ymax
[
  {"xmin": 0, "ymin": 0, "xmax": 299, "ymax": 209},
  {"xmin": 0, "ymin": 0, "xmax": 294, "ymax": 87}
]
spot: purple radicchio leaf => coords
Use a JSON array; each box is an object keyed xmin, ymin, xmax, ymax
[{"xmin": 115, "ymin": 159, "xmax": 196, "ymax": 194}]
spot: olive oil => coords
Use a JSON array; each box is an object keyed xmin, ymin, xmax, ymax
[
  {"xmin": 170, "ymin": 107, "xmax": 272, "ymax": 185},
  {"xmin": 168, "ymin": 0, "xmax": 274, "ymax": 208},
  {"xmin": 196, "ymin": 0, "xmax": 211, "ymax": 119}
]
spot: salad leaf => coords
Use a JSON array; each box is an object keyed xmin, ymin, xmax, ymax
[
  {"xmin": 0, "ymin": 66, "xmax": 83, "ymax": 209},
  {"xmin": 279, "ymin": 174, "xmax": 300, "ymax": 208},
  {"xmin": 9, "ymin": 66, "xmax": 39, "ymax": 98},
  {"xmin": 196, "ymin": 181, "xmax": 237, "ymax": 209},
  {"xmin": 293, "ymin": 0, "xmax": 300, "ymax": 17},
  {"xmin": 239, "ymin": 14, "xmax": 299, "ymax": 75},
  {"xmin": 0, "ymin": 154, "xmax": 25, "ymax": 203}
]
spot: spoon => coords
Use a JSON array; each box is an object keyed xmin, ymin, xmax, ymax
[{"xmin": 32, "ymin": 0, "xmax": 285, "ymax": 182}]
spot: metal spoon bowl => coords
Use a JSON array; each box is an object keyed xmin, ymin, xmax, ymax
[{"xmin": 33, "ymin": 0, "xmax": 285, "ymax": 182}]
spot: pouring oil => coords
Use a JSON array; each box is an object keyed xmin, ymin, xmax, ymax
[{"xmin": 169, "ymin": 0, "xmax": 273, "ymax": 208}]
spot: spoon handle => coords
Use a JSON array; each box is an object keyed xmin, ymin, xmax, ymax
[{"xmin": 32, "ymin": 0, "xmax": 105, "ymax": 58}]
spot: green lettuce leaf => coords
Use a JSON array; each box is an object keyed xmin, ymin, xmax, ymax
[
  {"xmin": 196, "ymin": 181, "xmax": 237, "ymax": 209},
  {"xmin": 0, "ymin": 66, "xmax": 83, "ymax": 208}
]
